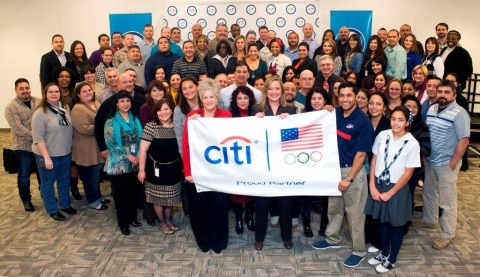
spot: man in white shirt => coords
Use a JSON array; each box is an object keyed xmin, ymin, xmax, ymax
[
  {"xmin": 171, "ymin": 27, "xmax": 184, "ymax": 48},
  {"xmin": 220, "ymin": 62, "xmax": 261, "ymax": 109},
  {"xmin": 301, "ymin": 23, "xmax": 320, "ymax": 59},
  {"xmin": 40, "ymin": 34, "xmax": 70, "ymax": 89}
]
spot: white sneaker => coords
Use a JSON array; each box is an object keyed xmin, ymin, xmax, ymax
[
  {"xmin": 292, "ymin": 218, "xmax": 299, "ymax": 228},
  {"xmin": 368, "ymin": 253, "xmax": 387, "ymax": 265},
  {"xmin": 375, "ymin": 260, "xmax": 395, "ymax": 273},
  {"xmin": 270, "ymin": 216, "xmax": 279, "ymax": 225},
  {"xmin": 368, "ymin": 246, "xmax": 379, "ymax": 253}
]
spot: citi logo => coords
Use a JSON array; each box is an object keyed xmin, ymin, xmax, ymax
[{"xmin": 204, "ymin": 136, "xmax": 253, "ymax": 165}]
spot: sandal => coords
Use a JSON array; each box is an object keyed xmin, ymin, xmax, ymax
[
  {"xmin": 166, "ymin": 221, "xmax": 179, "ymax": 231},
  {"xmin": 158, "ymin": 223, "xmax": 174, "ymax": 234}
]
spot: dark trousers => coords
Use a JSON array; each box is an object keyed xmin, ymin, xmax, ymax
[
  {"xmin": 111, "ymin": 172, "xmax": 138, "ymax": 229},
  {"xmin": 188, "ymin": 184, "xmax": 229, "ymax": 253},
  {"xmin": 380, "ymin": 222, "xmax": 405, "ymax": 264},
  {"xmin": 255, "ymin": 196, "xmax": 292, "ymax": 242},
  {"xmin": 15, "ymin": 150, "xmax": 41, "ymax": 201}
]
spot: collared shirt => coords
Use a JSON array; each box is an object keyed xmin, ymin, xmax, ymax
[
  {"xmin": 89, "ymin": 48, "xmax": 103, "ymax": 68},
  {"xmin": 219, "ymin": 83, "xmax": 261, "ymax": 109},
  {"xmin": 99, "ymin": 86, "xmax": 118, "ymax": 103},
  {"xmin": 149, "ymin": 40, "xmax": 184, "ymax": 59},
  {"xmin": 95, "ymin": 62, "xmax": 110, "ymax": 85},
  {"xmin": 5, "ymin": 96, "xmax": 41, "ymax": 151},
  {"xmin": 171, "ymin": 56, "xmax": 206, "ymax": 81},
  {"xmin": 112, "ymin": 47, "xmax": 129, "ymax": 68},
  {"xmin": 56, "ymin": 51, "xmax": 67, "ymax": 66},
  {"xmin": 301, "ymin": 38, "xmax": 320, "ymax": 59},
  {"xmin": 139, "ymin": 39, "xmax": 156, "ymax": 61},
  {"xmin": 426, "ymin": 101, "xmax": 470, "ymax": 166},
  {"xmin": 284, "ymin": 47, "xmax": 299, "ymax": 62},
  {"xmin": 295, "ymin": 90, "xmax": 307, "ymax": 105},
  {"xmin": 385, "ymin": 43, "xmax": 407, "ymax": 80}
]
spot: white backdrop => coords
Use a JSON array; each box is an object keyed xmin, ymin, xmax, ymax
[{"xmin": 164, "ymin": 2, "xmax": 320, "ymax": 41}]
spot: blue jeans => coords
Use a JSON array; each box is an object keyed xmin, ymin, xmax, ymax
[
  {"xmin": 15, "ymin": 150, "xmax": 41, "ymax": 201},
  {"xmin": 36, "ymin": 154, "xmax": 71, "ymax": 214},
  {"xmin": 79, "ymin": 164, "xmax": 103, "ymax": 208}
]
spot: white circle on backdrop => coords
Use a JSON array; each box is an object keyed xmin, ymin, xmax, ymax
[
  {"xmin": 315, "ymin": 18, "xmax": 319, "ymax": 28},
  {"xmin": 236, "ymin": 18, "xmax": 246, "ymax": 28},
  {"xmin": 266, "ymin": 4, "xmax": 276, "ymax": 14},
  {"xmin": 163, "ymin": 19, "xmax": 168, "ymax": 26},
  {"xmin": 167, "ymin": 6, "xmax": 177, "ymax": 16},
  {"xmin": 286, "ymin": 30, "xmax": 294, "ymax": 38},
  {"xmin": 188, "ymin": 32, "xmax": 192, "ymax": 40},
  {"xmin": 124, "ymin": 31, "xmax": 144, "ymax": 42},
  {"xmin": 286, "ymin": 4, "xmax": 296, "ymax": 15},
  {"xmin": 296, "ymin": 17, "xmax": 305, "ymax": 28},
  {"xmin": 187, "ymin": 6, "xmax": 197, "ymax": 16},
  {"xmin": 256, "ymin": 18, "xmax": 266, "ymax": 27},
  {"xmin": 207, "ymin": 5, "xmax": 217, "ymax": 16},
  {"xmin": 207, "ymin": 31, "xmax": 216, "ymax": 40},
  {"xmin": 177, "ymin": 19, "xmax": 187, "ymax": 29},
  {"xmin": 226, "ymin": 5, "xmax": 237, "ymax": 15},
  {"xmin": 246, "ymin": 5, "xmax": 256, "ymax": 15},
  {"xmin": 197, "ymin": 19, "xmax": 207, "ymax": 28},
  {"xmin": 276, "ymin": 17, "xmax": 286, "ymax": 28},
  {"xmin": 217, "ymin": 18, "xmax": 227, "ymax": 26},
  {"xmin": 306, "ymin": 4, "xmax": 316, "ymax": 15}
]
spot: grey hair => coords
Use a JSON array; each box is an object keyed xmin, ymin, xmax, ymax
[{"xmin": 198, "ymin": 78, "xmax": 221, "ymax": 100}]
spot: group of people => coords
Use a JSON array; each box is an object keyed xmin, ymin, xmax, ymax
[{"xmin": 5, "ymin": 19, "xmax": 471, "ymax": 274}]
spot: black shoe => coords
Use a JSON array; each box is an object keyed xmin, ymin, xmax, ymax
[
  {"xmin": 23, "ymin": 200, "xmax": 34, "ymax": 212},
  {"xmin": 319, "ymin": 222, "xmax": 327, "ymax": 237},
  {"xmin": 131, "ymin": 221, "xmax": 142, "ymax": 227},
  {"xmin": 70, "ymin": 177, "xmax": 82, "ymax": 200},
  {"xmin": 245, "ymin": 213, "xmax": 256, "ymax": 231},
  {"xmin": 284, "ymin": 241, "xmax": 293, "ymax": 249},
  {"xmin": 121, "ymin": 227, "xmax": 130, "ymax": 235},
  {"xmin": 146, "ymin": 218, "xmax": 156, "ymax": 226},
  {"xmin": 235, "ymin": 217, "xmax": 244, "ymax": 235},
  {"xmin": 254, "ymin": 241, "xmax": 263, "ymax": 250},
  {"xmin": 95, "ymin": 204, "xmax": 108, "ymax": 211},
  {"xmin": 101, "ymin": 199, "xmax": 111, "ymax": 205},
  {"xmin": 50, "ymin": 211, "xmax": 66, "ymax": 221},
  {"xmin": 303, "ymin": 221, "xmax": 313, "ymax": 238},
  {"xmin": 61, "ymin": 207, "xmax": 77, "ymax": 215}
]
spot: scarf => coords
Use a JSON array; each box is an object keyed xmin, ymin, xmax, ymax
[
  {"xmin": 112, "ymin": 110, "xmax": 142, "ymax": 156},
  {"xmin": 47, "ymin": 101, "xmax": 69, "ymax": 126}
]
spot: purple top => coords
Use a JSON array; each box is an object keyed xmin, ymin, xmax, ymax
[
  {"xmin": 139, "ymin": 103, "xmax": 153, "ymax": 127},
  {"xmin": 89, "ymin": 48, "xmax": 103, "ymax": 68}
]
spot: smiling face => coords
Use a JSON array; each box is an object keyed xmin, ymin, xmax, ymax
[
  {"xmin": 369, "ymin": 39, "xmax": 378, "ymax": 51},
  {"xmin": 267, "ymin": 80, "xmax": 282, "ymax": 104},
  {"xmin": 447, "ymin": 32, "xmax": 459, "ymax": 48},
  {"xmin": 248, "ymin": 45, "xmax": 259, "ymax": 59},
  {"xmin": 436, "ymin": 25, "xmax": 448, "ymax": 39},
  {"xmin": 338, "ymin": 87, "xmax": 356, "ymax": 112},
  {"xmin": 171, "ymin": 29, "xmax": 181, "ymax": 43},
  {"xmin": 403, "ymin": 99, "xmax": 419, "ymax": 116},
  {"xmin": 426, "ymin": 79, "xmax": 440, "ymax": 98},
  {"xmin": 150, "ymin": 86, "xmax": 165, "ymax": 102},
  {"xmin": 368, "ymin": 94, "xmax": 385, "ymax": 117},
  {"xmin": 155, "ymin": 68, "xmax": 165, "ymax": 81},
  {"xmin": 52, "ymin": 36, "xmax": 64, "ymax": 53},
  {"xmin": 284, "ymin": 69, "xmax": 294, "ymax": 82},
  {"xmin": 254, "ymin": 78, "xmax": 265, "ymax": 91},
  {"xmin": 201, "ymin": 90, "xmax": 218, "ymax": 112},
  {"xmin": 181, "ymin": 80, "xmax": 198, "ymax": 100},
  {"xmin": 46, "ymin": 85, "xmax": 61, "ymax": 105},
  {"xmin": 319, "ymin": 58, "xmax": 334, "ymax": 76},
  {"xmin": 374, "ymin": 74, "xmax": 386, "ymax": 89},
  {"xmin": 78, "ymin": 84, "xmax": 94, "ymax": 103},
  {"xmin": 144, "ymin": 26, "xmax": 153, "ymax": 40},
  {"xmin": 84, "ymin": 71, "xmax": 95, "ymax": 83},
  {"xmin": 288, "ymin": 32, "xmax": 299, "ymax": 48},
  {"xmin": 388, "ymin": 81, "xmax": 402, "ymax": 100},
  {"xmin": 236, "ymin": 92, "xmax": 250, "ymax": 110},
  {"xmin": 311, "ymin": 92, "xmax": 326, "ymax": 110},
  {"xmin": 390, "ymin": 110, "xmax": 408, "ymax": 134},
  {"xmin": 371, "ymin": 61, "xmax": 383, "ymax": 74},
  {"xmin": 157, "ymin": 103, "xmax": 173, "ymax": 125},
  {"xmin": 322, "ymin": 41, "xmax": 333, "ymax": 54},
  {"xmin": 347, "ymin": 74, "xmax": 356, "ymax": 84},
  {"xmin": 116, "ymin": 97, "xmax": 131, "ymax": 113},
  {"xmin": 57, "ymin": 70, "xmax": 71, "ymax": 89},
  {"xmin": 15, "ymin": 81, "xmax": 31, "ymax": 101},
  {"xmin": 298, "ymin": 45, "xmax": 308, "ymax": 59},
  {"xmin": 102, "ymin": 49, "xmax": 113, "ymax": 63},
  {"xmin": 259, "ymin": 28, "xmax": 268, "ymax": 41},
  {"xmin": 388, "ymin": 30, "xmax": 400, "ymax": 47},
  {"xmin": 128, "ymin": 47, "xmax": 141, "ymax": 62},
  {"xmin": 270, "ymin": 41, "xmax": 281, "ymax": 56},
  {"xmin": 216, "ymin": 25, "xmax": 228, "ymax": 40},
  {"xmin": 74, "ymin": 43, "xmax": 84, "ymax": 58},
  {"xmin": 403, "ymin": 35, "xmax": 414, "ymax": 50},
  {"xmin": 197, "ymin": 37, "xmax": 208, "ymax": 51},
  {"xmin": 183, "ymin": 42, "xmax": 195, "ymax": 58},
  {"xmin": 234, "ymin": 65, "xmax": 249, "ymax": 85},
  {"xmin": 349, "ymin": 37, "xmax": 358, "ymax": 50},
  {"xmin": 284, "ymin": 82, "xmax": 296, "ymax": 102},
  {"xmin": 356, "ymin": 91, "xmax": 368, "ymax": 110},
  {"xmin": 377, "ymin": 29, "xmax": 387, "ymax": 42},
  {"xmin": 426, "ymin": 40, "xmax": 436, "ymax": 53},
  {"xmin": 218, "ymin": 43, "xmax": 228, "ymax": 57},
  {"xmin": 403, "ymin": 83, "xmax": 415, "ymax": 96},
  {"xmin": 303, "ymin": 23, "xmax": 313, "ymax": 38},
  {"xmin": 215, "ymin": 74, "xmax": 228, "ymax": 88},
  {"xmin": 112, "ymin": 33, "xmax": 123, "ymax": 46},
  {"xmin": 413, "ymin": 69, "xmax": 425, "ymax": 83},
  {"xmin": 170, "ymin": 74, "xmax": 181, "ymax": 90},
  {"xmin": 106, "ymin": 70, "xmax": 118, "ymax": 87}
]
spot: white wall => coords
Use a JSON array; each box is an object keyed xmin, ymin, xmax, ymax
[{"xmin": 0, "ymin": 0, "xmax": 478, "ymax": 128}]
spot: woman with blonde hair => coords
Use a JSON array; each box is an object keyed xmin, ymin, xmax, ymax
[
  {"xmin": 232, "ymin": 35, "xmax": 247, "ymax": 62},
  {"xmin": 411, "ymin": 65, "xmax": 428, "ymax": 104}
]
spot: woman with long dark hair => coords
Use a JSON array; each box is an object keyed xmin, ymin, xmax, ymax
[
  {"xmin": 66, "ymin": 40, "xmax": 92, "ymax": 82},
  {"xmin": 402, "ymin": 34, "xmax": 422, "ymax": 81},
  {"xmin": 292, "ymin": 42, "xmax": 317, "ymax": 75},
  {"xmin": 343, "ymin": 34, "xmax": 364, "ymax": 76},
  {"xmin": 361, "ymin": 36, "xmax": 387, "ymax": 79}
]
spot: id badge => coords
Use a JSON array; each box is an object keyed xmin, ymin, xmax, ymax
[
  {"xmin": 130, "ymin": 144, "xmax": 136, "ymax": 153},
  {"xmin": 155, "ymin": 167, "xmax": 160, "ymax": 177}
]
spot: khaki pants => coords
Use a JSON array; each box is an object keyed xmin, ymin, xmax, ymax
[
  {"xmin": 422, "ymin": 161, "xmax": 460, "ymax": 238},
  {"xmin": 325, "ymin": 167, "xmax": 368, "ymax": 256}
]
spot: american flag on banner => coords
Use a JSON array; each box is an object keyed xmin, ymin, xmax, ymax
[{"xmin": 280, "ymin": 124, "xmax": 323, "ymax": 152}]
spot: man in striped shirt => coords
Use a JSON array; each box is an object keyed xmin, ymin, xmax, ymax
[
  {"xmin": 412, "ymin": 80, "xmax": 470, "ymax": 250},
  {"xmin": 171, "ymin": 41, "xmax": 206, "ymax": 81}
]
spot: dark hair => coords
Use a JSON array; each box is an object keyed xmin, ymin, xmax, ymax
[
  {"xmin": 369, "ymin": 92, "xmax": 389, "ymax": 111},
  {"xmin": 424, "ymin": 37, "xmax": 439, "ymax": 54},
  {"xmin": 372, "ymin": 55, "xmax": 387, "ymax": 71},
  {"xmin": 98, "ymin": 34, "xmax": 109, "ymax": 43},
  {"xmin": 178, "ymin": 77, "xmax": 199, "ymax": 115},
  {"xmin": 152, "ymin": 98, "xmax": 175, "ymax": 125},
  {"xmin": 304, "ymin": 87, "xmax": 330, "ymax": 112},
  {"xmin": 348, "ymin": 34, "xmax": 362, "ymax": 53},
  {"xmin": 298, "ymin": 41, "xmax": 310, "ymax": 51},
  {"xmin": 269, "ymin": 38, "xmax": 284, "ymax": 54},
  {"xmin": 230, "ymin": 23, "xmax": 240, "ymax": 29},
  {"xmin": 151, "ymin": 66, "xmax": 166, "ymax": 82},
  {"xmin": 253, "ymin": 75, "xmax": 265, "ymax": 85},
  {"xmin": 401, "ymin": 95, "xmax": 422, "ymax": 123},
  {"xmin": 364, "ymin": 35, "xmax": 386, "ymax": 62},
  {"xmin": 282, "ymin": 66, "xmax": 295, "ymax": 82},
  {"xmin": 343, "ymin": 71, "xmax": 358, "ymax": 86},
  {"xmin": 37, "ymin": 82, "xmax": 67, "ymax": 112},
  {"xmin": 100, "ymin": 47, "xmax": 112, "ymax": 55},
  {"xmin": 373, "ymin": 72, "xmax": 388, "ymax": 87},
  {"xmin": 358, "ymin": 88, "xmax": 371, "ymax": 100},
  {"xmin": 235, "ymin": 60, "xmax": 249, "ymax": 70},
  {"xmin": 157, "ymin": 36, "xmax": 170, "ymax": 45},
  {"xmin": 247, "ymin": 42, "xmax": 259, "ymax": 52},
  {"xmin": 228, "ymin": 85, "xmax": 257, "ymax": 117},
  {"xmin": 182, "ymin": 40, "xmax": 195, "ymax": 48},
  {"xmin": 246, "ymin": 31, "xmax": 256, "ymax": 37},
  {"xmin": 448, "ymin": 30, "xmax": 461, "ymax": 40},
  {"xmin": 111, "ymin": 31, "xmax": 122, "ymax": 37},
  {"xmin": 15, "ymin": 78, "xmax": 29, "ymax": 88},
  {"xmin": 72, "ymin": 82, "xmax": 93, "ymax": 106},
  {"xmin": 259, "ymin": 26, "xmax": 268, "ymax": 32},
  {"xmin": 52, "ymin": 66, "xmax": 76, "ymax": 90},
  {"xmin": 338, "ymin": 82, "xmax": 358, "ymax": 95},
  {"xmin": 322, "ymin": 29, "xmax": 335, "ymax": 40},
  {"xmin": 445, "ymin": 72, "xmax": 459, "ymax": 83},
  {"xmin": 146, "ymin": 80, "xmax": 168, "ymax": 112},
  {"xmin": 82, "ymin": 65, "xmax": 95, "ymax": 76},
  {"xmin": 437, "ymin": 80, "xmax": 457, "ymax": 95},
  {"xmin": 403, "ymin": 34, "xmax": 419, "ymax": 53},
  {"xmin": 391, "ymin": 106, "xmax": 411, "ymax": 131},
  {"xmin": 51, "ymin": 34, "xmax": 63, "ymax": 42},
  {"xmin": 436, "ymin": 23, "xmax": 449, "ymax": 30},
  {"xmin": 144, "ymin": 23, "xmax": 153, "ymax": 29},
  {"xmin": 106, "ymin": 90, "xmax": 133, "ymax": 120},
  {"xmin": 171, "ymin": 27, "xmax": 180, "ymax": 33},
  {"xmin": 216, "ymin": 39, "xmax": 232, "ymax": 55},
  {"xmin": 68, "ymin": 40, "xmax": 89, "ymax": 67},
  {"xmin": 128, "ymin": 45, "xmax": 140, "ymax": 51},
  {"xmin": 378, "ymin": 27, "xmax": 387, "ymax": 32}
]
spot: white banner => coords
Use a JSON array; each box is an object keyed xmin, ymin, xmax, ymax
[{"xmin": 188, "ymin": 111, "xmax": 342, "ymax": 196}]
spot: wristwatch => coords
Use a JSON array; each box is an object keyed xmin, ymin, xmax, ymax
[{"xmin": 345, "ymin": 176, "xmax": 353, "ymax": 182}]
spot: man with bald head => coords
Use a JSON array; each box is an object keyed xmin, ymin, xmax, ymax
[
  {"xmin": 295, "ymin": 70, "xmax": 315, "ymax": 107},
  {"xmin": 313, "ymin": 55, "xmax": 343, "ymax": 101},
  {"xmin": 207, "ymin": 23, "xmax": 234, "ymax": 59},
  {"xmin": 336, "ymin": 27, "xmax": 350, "ymax": 67},
  {"xmin": 149, "ymin": 27, "xmax": 184, "ymax": 59},
  {"xmin": 191, "ymin": 24, "xmax": 203, "ymax": 44},
  {"xmin": 95, "ymin": 72, "xmax": 146, "ymax": 158},
  {"xmin": 301, "ymin": 23, "xmax": 319, "ymax": 59}
]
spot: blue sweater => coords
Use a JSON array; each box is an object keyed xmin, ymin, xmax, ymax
[
  {"xmin": 144, "ymin": 51, "xmax": 179, "ymax": 85},
  {"xmin": 406, "ymin": 51, "xmax": 422, "ymax": 81}
]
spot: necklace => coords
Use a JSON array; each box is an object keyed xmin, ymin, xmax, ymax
[{"xmin": 188, "ymin": 101, "xmax": 199, "ymax": 109}]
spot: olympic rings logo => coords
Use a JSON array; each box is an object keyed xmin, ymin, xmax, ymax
[{"xmin": 284, "ymin": 151, "xmax": 322, "ymax": 168}]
